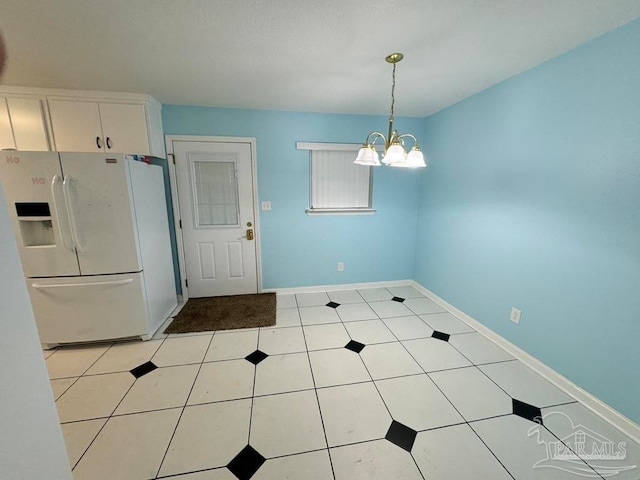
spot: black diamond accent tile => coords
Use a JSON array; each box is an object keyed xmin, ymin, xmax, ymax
[
  {"xmin": 245, "ymin": 350, "xmax": 269, "ymax": 365},
  {"xmin": 227, "ymin": 444, "xmax": 266, "ymax": 480},
  {"xmin": 512, "ymin": 398, "xmax": 543, "ymax": 424},
  {"xmin": 345, "ymin": 340, "xmax": 365, "ymax": 353},
  {"xmin": 130, "ymin": 361, "xmax": 157, "ymax": 378},
  {"xmin": 385, "ymin": 420, "xmax": 418, "ymax": 452},
  {"xmin": 326, "ymin": 301, "xmax": 340, "ymax": 308},
  {"xmin": 432, "ymin": 330, "xmax": 451, "ymax": 342},
  {"xmin": 391, "ymin": 296, "xmax": 405, "ymax": 303}
]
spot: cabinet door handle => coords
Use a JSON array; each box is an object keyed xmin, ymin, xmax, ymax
[
  {"xmin": 106, "ymin": 137, "xmax": 112, "ymax": 149},
  {"xmin": 96, "ymin": 136, "xmax": 103, "ymax": 149}
]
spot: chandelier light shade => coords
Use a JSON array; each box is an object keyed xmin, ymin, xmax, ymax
[
  {"xmin": 354, "ymin": 53, "xmax": 427, "ymax": 169},
  {"xmin": 354, "ymin": 145, "xmax": 380, "ymax": 166}
]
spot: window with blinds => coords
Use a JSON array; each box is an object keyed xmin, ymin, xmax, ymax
[{"xmin": 308, "ymin": 149, "xmax": 374, "ymax": 215}]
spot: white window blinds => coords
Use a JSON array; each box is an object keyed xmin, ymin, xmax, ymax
[{"xmin": 310, "ymin": 149, "xmax": 373, "ymax": 212}]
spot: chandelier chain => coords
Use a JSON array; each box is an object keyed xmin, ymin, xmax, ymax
[
  {"xmin": 389, "ymin": 62, "xmax": 396, "ymax": 120},
  {"xmin": 354, "ymin": 52, "xmax": 426, "ymax": 168}
]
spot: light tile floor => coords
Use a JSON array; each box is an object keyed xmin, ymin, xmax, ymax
[{"xmin": 45, "ymin": 286, "xmax": 640, "ymax": 479}]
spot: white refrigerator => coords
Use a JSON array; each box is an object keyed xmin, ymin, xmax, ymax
[{"xmin": 0, "ymin": 151, "xmax": 177, "ymax": 347}]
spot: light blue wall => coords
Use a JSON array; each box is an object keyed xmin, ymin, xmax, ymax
[
  {"xmin": 162, "ymin": 107, "xmax": 423, "ymax": 289},
  {"xmin": 415, "ymin": 18, "xmax": 640, "ymax": 423}
]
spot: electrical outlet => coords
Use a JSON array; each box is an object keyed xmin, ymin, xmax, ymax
[
  {"xmin": 337, "ymin": 262, "xmax": 344, "ymax": 272},
  {"xmin": 261, "ymin": 201, "xmax": 272, "ymax": 211},
  {"xmin": 510, "ymin": 307, "xmax": 522, "ymax": 325}
]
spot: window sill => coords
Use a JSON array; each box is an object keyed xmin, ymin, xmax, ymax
[{"xmin": 305, "ymin": 208, "xmax": 376, "ymax": 216}]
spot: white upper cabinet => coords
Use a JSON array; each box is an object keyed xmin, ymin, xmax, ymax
[
  {"xmin": 98, "ymin": 103, "xmax": 149, "ymax": 154},
  {"xmin": 0, "ymin": 87, "xmax": 165, "ymax": 157},
  {"xmin": 48, "ymin": 100, "xmax": 103, "ymax": 152},
  {"xmin": 0, "ymin": 98, "xmax": 15, "ymax": 150},
  {"xmin": 0, "ymin": 96, "xmax": 50, "ymax": 151},
  {"xmin": 49, "ymin": 100, "xmax": 151, "ymax": 155}
]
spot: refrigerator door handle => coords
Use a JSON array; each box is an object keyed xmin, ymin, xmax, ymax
[
  {"xmin": 32, "ymin": 278, "xmax": 134, "ymax": 289},
  {"xmin": 50, "ymin": 175, "xmax": 75, "ymax": 252},
  {"xmin": 62, "ymin": 175, "xmax": 84, "ymax": 252}
]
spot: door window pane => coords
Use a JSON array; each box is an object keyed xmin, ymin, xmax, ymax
[{"xmin": 193, "ymin": 160, "xmax": 239, "ymax": 226}]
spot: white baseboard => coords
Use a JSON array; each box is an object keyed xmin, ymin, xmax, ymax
[
  {"xmin": 409, "ymin": 280, "xmax": 640, "ymax": 445},
  {"xmin": 263, "ymin": 279, "xmax": 413, "ymax": 295}
]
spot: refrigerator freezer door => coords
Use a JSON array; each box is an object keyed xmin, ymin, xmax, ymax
[
  {"xmin": 0, "ymin": 151, "xmax": 80, "ymax": 277},
  {"xmin": 27, "ymin": 272, "xmax": 149, "ymax": 344},
  {"xmin": 59, "ymin": 153, "xmax": 142, "ymax": 275}
]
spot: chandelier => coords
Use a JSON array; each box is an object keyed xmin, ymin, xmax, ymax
[{"xmin": 354, "ymin": 53, "xmax": 427, "ymax": 168}]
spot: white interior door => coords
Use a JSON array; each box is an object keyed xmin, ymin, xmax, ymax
[{"xmin": 174, "ymin": 141, "xmax": 258, "ymax": 297}]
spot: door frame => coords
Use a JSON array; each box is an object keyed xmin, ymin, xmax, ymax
[{"xmin": 165, "ymin": 135, "xmax": 262, "ymax": 301}]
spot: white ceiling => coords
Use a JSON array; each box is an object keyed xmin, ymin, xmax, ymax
[{"xmin": 1, "ymin": 1, "xmax": 640, "ymax": 117}]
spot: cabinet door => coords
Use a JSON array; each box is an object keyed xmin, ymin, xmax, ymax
[
  {"xmin": 48, "ymin": 100, "xmax": 104, "ymax": 152},
  {"xmin": 7, "ymin": 98, "xmax": 50, "ymax": 151},
  {"xmin": 98, "ymin": 103, "xmax": 150, "ymax": 154},
  {"xmin": 0, "ymin": 97, "xmax": 16, "ymax": 150}
]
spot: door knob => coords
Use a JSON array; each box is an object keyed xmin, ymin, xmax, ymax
[{"xmin": 246, "ymin": 228, "xmax": 254, "ymax": 241}]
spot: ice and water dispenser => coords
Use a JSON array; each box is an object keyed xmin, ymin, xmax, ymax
[{"xmin": 15, "ymin": 202, "xmax": 55, "ymax": 247}]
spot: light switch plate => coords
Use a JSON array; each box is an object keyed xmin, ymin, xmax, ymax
[
  {"xmin": 510, "ymin": 307, "xmax": 522, "ymax": 325},
  {"xmin": 261, "ymin": 201, "xmax": 272, "ymax": 211}
]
